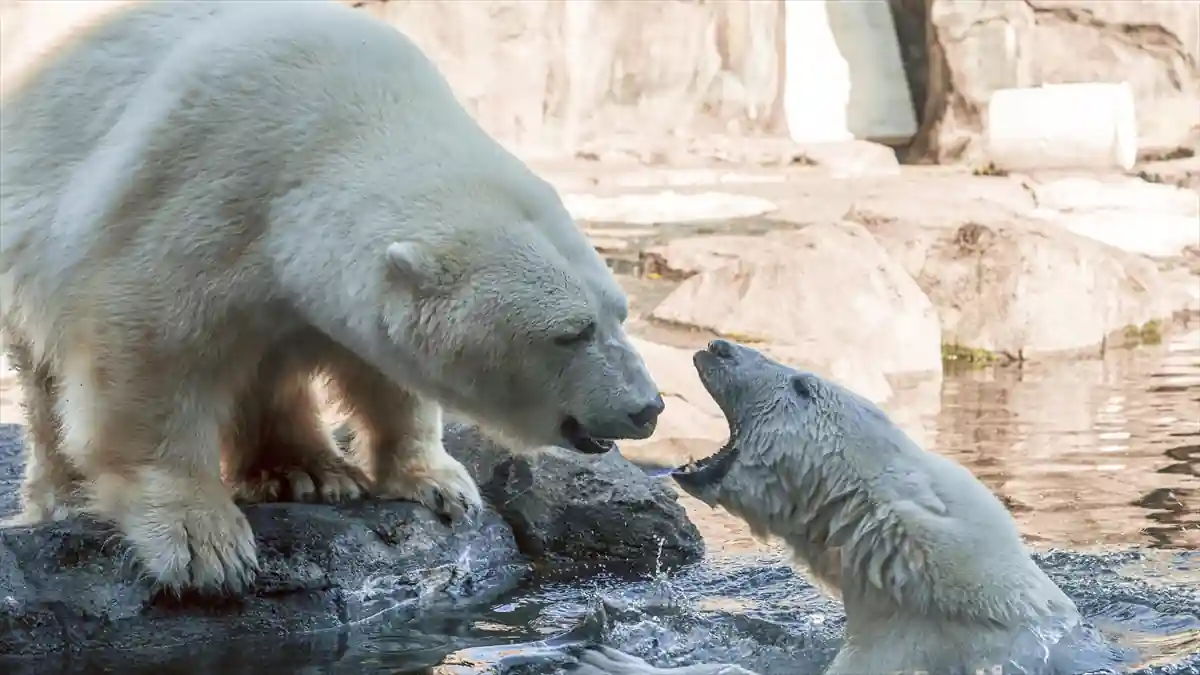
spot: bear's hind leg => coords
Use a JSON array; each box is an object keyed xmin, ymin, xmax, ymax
[
  {"xmin": 57, "ymin": 351, "xmax": 258, "ymax": 595},
  {"xmin": 224, "ymin": 362, "xmax": 368, "ymax": 504},
  {"xmin": 328, "ymin": 354, "xmax": 481, "ymax": 522},
  {"xmin": 2, "ymin": 330, "xmax": 85, "ymax": 525}
]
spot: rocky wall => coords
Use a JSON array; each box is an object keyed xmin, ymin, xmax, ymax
[
  {"xmin": 0, "ymin": 0, "xmax": 1196, "ymax": 163},
  {"xmin": 903, "ymin": 0, "xmax": 1200, "ymax": 163}
]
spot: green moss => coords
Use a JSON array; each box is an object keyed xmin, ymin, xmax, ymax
[
  {"xmin": 971, "ymin": 162, "xmax": 1009, "ymax": 177},
  {"xmin": 941, "ymin": 343, "xmax": 997, "ymax": 366},
  {"xmin": 1120, "ymin": 320, "xmax": 1164, "ymax": 347},
  {"xmin": 1139, "ymin": 320, "xmax": 1163, "ymax": 345}
]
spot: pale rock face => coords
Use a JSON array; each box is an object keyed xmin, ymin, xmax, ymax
[
  {"xmin": 863, "ymin": 215, "xmax": 1176, "ymax": 359},
  {"xmin": 904, "ymin": 0, "xmax": 1200, "ymax": 163},
  {"xmin": 1028, "ymin": 176, "xmax": 1200, "ymax": 259},
  {"xmin": 3, "ymin": 0, "xmax": 1195, "ymax": 163},
  {"xmin": 647, "ymin": 221, "xmax": 944, "ymax": 394}
]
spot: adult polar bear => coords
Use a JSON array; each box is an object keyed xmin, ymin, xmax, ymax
[
  {"xmin": 570, "ymin": 341, "xmax": 1117, "ymax": 675},
  {"xmin": 0, "ymin": 1, "xmax": 664, "ymax": 595}
]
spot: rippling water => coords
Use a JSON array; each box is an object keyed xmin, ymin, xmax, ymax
[{"xmin": 8, "ymin": 330, "xmax": 1200, "ymax": 674}]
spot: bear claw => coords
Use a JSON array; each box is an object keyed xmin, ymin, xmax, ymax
[
  {"xmin": 128, "ymin": 496, "xmax": 261, "ymax": 597},
  {"xmin": 374, "ymin": 454, "xmax": 483, "ymax": 523},
  {"xmin": 232, "ymin": 459, "xmax": 370, "ymax": 505}
]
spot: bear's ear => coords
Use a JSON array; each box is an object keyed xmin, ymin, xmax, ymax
[{"xmin": 385, "ymin": 241, "xmax": 438, "ymax": 291}]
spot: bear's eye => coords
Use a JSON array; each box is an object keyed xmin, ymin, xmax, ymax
[
  {"xmin": 554, "ymin": 321, "xmax": 596, "ymax": 347},
  {"xmin": 791, "ymin": 375, "xmax": 812, "ymax": 400}
]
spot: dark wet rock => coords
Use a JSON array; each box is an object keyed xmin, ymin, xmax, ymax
[
  {"xmin": 0, "ymin": 499, "xmax": 522, "ymax": 660},
  {"xmin": 440, "ymin": 423, "xmax": 705, "ymax": 572},
  {"xmin": 0, "ymin": 422, "xmax": 703, "ymax": 660}
]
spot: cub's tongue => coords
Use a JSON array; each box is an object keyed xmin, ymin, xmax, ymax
[{"xmin": 670, "ymin": 442, "xmax": 739, "ymax": 506}]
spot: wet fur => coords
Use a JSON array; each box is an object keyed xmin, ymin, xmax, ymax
[
  {"xmin": 0, "ymin": 1, "xmax": 659, "ymax": 595},
  {"xmin": 713, "ymin": 375, "xmax": 1080, "ymax": 674},
  {"xmin": 573, "ymin": 343, "xmax": 1088, "ymax": 675}
]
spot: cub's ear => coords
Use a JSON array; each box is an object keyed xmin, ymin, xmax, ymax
[{"xmin": 385, "ymin": 241, "xmax": 439, "ymax": 291}]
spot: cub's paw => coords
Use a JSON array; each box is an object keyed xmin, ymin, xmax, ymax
[
  {"xmin": 231, "ymin": 451, "xmax": 370, "ymax": 505},
  {"xmin": 124, "ymin": 492, "xmax": 260, "ymax": 596},
  {"xmin": 375, "ymin": 453, "xmax": 483, "ymax": 523}
]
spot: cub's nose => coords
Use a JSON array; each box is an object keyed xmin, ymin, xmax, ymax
[
  {"xmin": 629, "ymin": 394, "xmax": 665, "ymax": 430},
  {"xmin": 708, "ymin": 339, "xmax": 735, "ymax": 359}
]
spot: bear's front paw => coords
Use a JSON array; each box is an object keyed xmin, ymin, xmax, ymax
[
  {"xmin": 122, "ymin": 488, "xmax": 260, "ymax": 595},
  {"xmin": 231, "ymin": 452, "xmax": 371, "ymax": 505},
  {"xmin": 374, "ymin": 453, "xmax": 483, "ymax": 523}
]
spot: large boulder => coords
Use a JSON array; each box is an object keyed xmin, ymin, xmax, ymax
[
  {"xmin": 850, "ymin": 180, "xmax": 1183, "ymax": 358},
  {"xmin": 646, "ymin": 220, "xmax": 944, "ymax": 401},
  {"xmin": 899, "ymin": 0, "xmax": 1200, "ymax": 163},
  {"xmin": 0, "ymin": 423, "xmax": 702, "ymax": 659},
  {"xmin": 421, "ymin": 423, "xmax": 703, "ymax": 570}
]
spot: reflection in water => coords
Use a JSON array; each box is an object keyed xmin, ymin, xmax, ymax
[
  {"xmin": 931, "ymin": 330, "xmax": 1199, "ymax": 551},
  {"xmin": 681, "ymin": 329, "xmax": 1200, "ymax": 554}
]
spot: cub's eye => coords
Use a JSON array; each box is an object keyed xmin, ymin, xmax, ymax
[
  {"xmin": 554, "ymin": 321, "xmax": 597, "ymax": 347},
  {"xmin": 791, "ymin": 375, "xmax": 812, "ymax": 400}
]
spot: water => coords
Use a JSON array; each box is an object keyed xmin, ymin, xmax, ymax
[{"xmin": 6, "ymin": 330, "xmax": 1200, "ymax": 674}]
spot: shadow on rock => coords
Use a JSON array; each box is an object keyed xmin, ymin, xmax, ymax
[{"xmin": 0, "ymin": 422, "xmax": 703, "ymax": 664}]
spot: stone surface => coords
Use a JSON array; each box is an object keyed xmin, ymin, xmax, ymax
[
  {"xmin": 791, "ymin": 140, "xmax": 901, "ymax": 178},
  {"xmin": 562, "ymin": 191, "xmax": 778, "ymax": 226},
  {"xmin": 416, "ymin": 423, "xmax": 702, "ymax": 571},
  {"xmin": 0, "ymin": 423, "xmax": 702, "ymax": 658},
  {"xmin": 1134, "ymin": 155, "xmax": 1200, "ymax": 192},
  {"xmin": 854, "ymin": 200, "xmax": 1179, "ymax": 359},
  {"xmin": 647, "ymin": 220, "xmax": 944, "ymax": 399},
  {"xmin": 1027, "ymin": 176, "xmax": 1200, "ymax": 259},
  {"xmin": 4, "ymin": 0, "xmax": 1192, "ymax": 165},
  {"xmin": 902, "ymin": 0, "xmax": 1200, "ymax": 164},
  {"xmin": 350, "ymin": 0, "xmax": 785, "ymax": 156}
]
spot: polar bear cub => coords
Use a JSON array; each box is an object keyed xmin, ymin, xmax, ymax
[
  {"xmin": 0, "ymin": 0, "xmax": 663, "ymax": 595},
  {"xmin": 572, "ymin": 340, "xmax": 1102, "ymax": 674}
]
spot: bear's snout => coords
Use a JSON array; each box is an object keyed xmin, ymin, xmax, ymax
[
  {"xmin": 584, "ymin": 393, "xmax": 664, "ymax": 441},
  {"xmin": 628, "ymin": 394, "xmax": 665, "ymax": 431}
]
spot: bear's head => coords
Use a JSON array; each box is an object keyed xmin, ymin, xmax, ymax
[
  {"xmin": 671, "ymin": 339, "xmax": 890, "ymax": 529},
  {"xmin": 376, "ymin": 181, "xmax": 664, "ymax": 455}
]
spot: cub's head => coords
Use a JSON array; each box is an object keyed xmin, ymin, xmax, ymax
[
  {"xmin": 672, "ymin": 340, "xmax": 888, "ymax": 522},
  {"xmin": 376, "ymin": 187, "xmax": 663, "ymax": 455}
]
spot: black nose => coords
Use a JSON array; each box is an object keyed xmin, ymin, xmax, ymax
[
  {"xmin": 629, "ymin": 395, "xmax": 665, "ymax": 429},
  {"xmin": 708, "ymin": 339, "xmax": 735, "ymax": 359}
]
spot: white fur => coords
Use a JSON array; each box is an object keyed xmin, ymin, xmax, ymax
[
  {"xmin": 0, "ymin": 0, "xmax": 659, "ymax": 595},
  {"xmin": 574, "ymin": 343, "xmax": 1085, "ymax": 675}
]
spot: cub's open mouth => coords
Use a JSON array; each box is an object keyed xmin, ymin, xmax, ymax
[
  {"xmin": 670, "ymin": 441, "xmax": 739, "ymax": 497},
  {"xmin": 561, "ymin": 416, "xmax": 617, "ymax": 455}
]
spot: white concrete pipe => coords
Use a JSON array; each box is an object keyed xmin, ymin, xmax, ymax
[{"xmin": 985, "ymin": 82, "xmax": 1139, "ymax": 171}]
